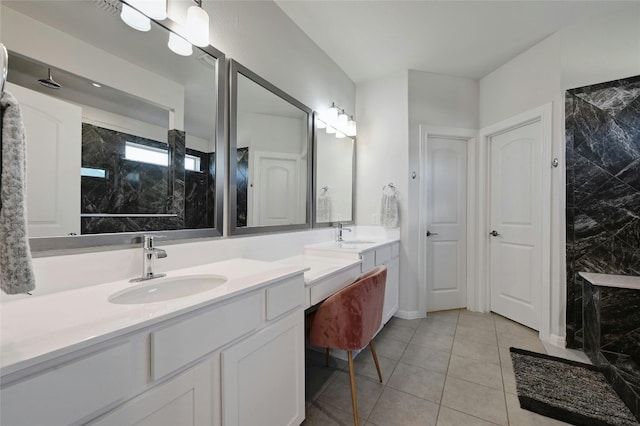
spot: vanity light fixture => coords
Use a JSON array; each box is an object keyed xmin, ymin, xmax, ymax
[
  {"xmin": 320, "ymin": 103, "xmax": 357, "ymax": 138},
  {"xmin": 128, "ymin": 0, "xmax": 167, "ymax": 21},
  {"xmin": 337, "ymin": 109, "xmax": 349, "ymax": 131},
  {"xmin": 346, "ymin": 116, "xmax": 357, "ymax": 137},
  {"xmin": 185, "ymin": 0, "xmax": 210, "ymax": 47},
  {"xmin": 326, "ymin": 103, "xmax": 339, "ymax": 126},
  {"xmin": 168, "ymin": 32, "xmax": 193, "ymax": 56},
  {"xmin": 120, "ymin": 3, "xmax": 151, "ymax": 32}
]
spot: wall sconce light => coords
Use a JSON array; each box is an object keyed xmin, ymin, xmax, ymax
[
  {"xmin": 317, "ymin": 102, "xmax": 357, "ymax": 139},
  {"xmin": 185, "ymin": 0, "xmax": 210, "ymax": 47},
  {"xmin": 318, "ymin": 103, "xmax": 356, "ymax": 138},
  {"xmin": 121, "ymin": 3, "xmax": 151, "ymax": 31}
]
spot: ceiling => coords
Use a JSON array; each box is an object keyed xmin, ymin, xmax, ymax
[{"xmin": 275, "ymin": 1, "xmax": 640, "ymax": 84}]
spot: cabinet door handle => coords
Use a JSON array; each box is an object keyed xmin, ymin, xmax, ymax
[{"xmin": 426, "ymin": 230, "xmax": 439, "ymax": 237}]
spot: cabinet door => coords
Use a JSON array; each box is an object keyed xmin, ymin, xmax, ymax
[
  {"xmin": 382, "ymin": 257, "xmax": 400, "ymax": 324},
  {"xmin": 90, "ymin": 357, "xmax": 217, "ymax": 426},
  {"xmin": 222, "ymin": 311, "xmax": 304, "ymax": 426}
]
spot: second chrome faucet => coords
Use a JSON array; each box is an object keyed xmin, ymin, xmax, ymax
[
  {"xmin": 336, "ymin": 222, "xmax": 352, "ymax": 242},
  {"xmin": 130, "ymin": 235, "xmax": 167, "ymax": 282}
]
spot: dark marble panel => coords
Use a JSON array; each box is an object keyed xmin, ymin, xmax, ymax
[
  {"xmin": 569, "ymin": 75, "xmax": 640, "ymax": 118},
  {"xmin": 616, "ymin": 157, "xmax": 640, "ymax": 193},
  {"xmin": 575, "ymin": 115, "xmax": 640, "ymax": 178},
  {"xmin": 167, "ymin": 129, "xmax": 185, "ymax": 229},
  {"xmin": 81, "ymin": 216, "xmax": 179, "ymax": 234},
  {"xmin": 573, "ymin": 154, "xmax": 615, "ymax": 205},
  {"xmin": 236, "ymin": 147, "xmax": 249, "ymax": 227},
  {"xmin": 582, "ymin": 280, "xmax": 600, "ymax": 360},
  {"xmin": 207, "ymin": 152, "xmax": 216, "ymax": 229},
  {"xmin": 600, "ymin": 289, "xmax": 640, "ymax": 349},
  {"xmin": 571, "ymin": 96, "xmax": 610, "ymax": 148},
  {"xmin": 614, "ymin": 218, "xmax": 640, "ymax": 260},
  {"xmin": 577, "ymin": 177, "xmax": 640, "ymax": 236},
  {"xmin": 617, "ymin": 95, "xmax": 640, "ymax": 130}
]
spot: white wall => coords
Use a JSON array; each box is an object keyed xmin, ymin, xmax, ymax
[
  {"xmin": 315, "ymin": 134, "xmax": 354, "ymax": 222},
  {"xmin": 406, "ymin": 71, "xmax": 479, "ymax": 317},
  {"xmin": 479, "ymin": 7, "xmax": 640, "ymax": 343},
  {"xmin": 355, "ymin": 72, "xmax": 410, "ymax": 313}
]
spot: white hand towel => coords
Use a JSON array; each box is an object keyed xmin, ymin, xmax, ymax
[
  {"xmin": 0, "ymin": 90, "xmax": 36, "ymax": 294},
  {"xmin": 316, "ymin": 194, "xmax": 332, "ymax": 222},
  {"xmin": 380, "ymin": 193, "xmax": 399, "ymax": 228}
]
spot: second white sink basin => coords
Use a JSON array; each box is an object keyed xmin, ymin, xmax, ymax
[{"xmin": 109, "ymin": 274, "xmax": 227, "ymax": 305}]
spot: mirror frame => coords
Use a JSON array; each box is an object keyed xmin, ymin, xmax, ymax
[
  {"xmin": 27, "ymin": 15, "xmax": 226, "ymax": 253},
  {"xmin": 228, "ymin": 59, "xmax": 313, "ymax": 236},
  {"xmin": 311, "ymin": 112, "xmax": 356, "ymax": 228}
]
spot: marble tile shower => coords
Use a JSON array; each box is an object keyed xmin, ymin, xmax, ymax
[
  {"xmin": 565, "ymin": 75, "xmax": 640, "ymax": 419},
  {"xmin": 81, "ymin": 124, "xmax": 212, "ymax": 234}
]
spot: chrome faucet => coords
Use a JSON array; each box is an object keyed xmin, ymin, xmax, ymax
[
  {"xmin": 336, "ymin": 222, "xmax": 352, "ymax": 242},
  {"xmin": 130, "ymin": 235, "xmax": 167, "ymax": 282}
]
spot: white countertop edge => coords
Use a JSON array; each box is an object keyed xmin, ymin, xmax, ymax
[
  {"xmin": 275, "ymin": 255, "xmax": 362, "ymax": 287},
  {"xmin": 304, "ymin": 238, "xmax": 399, "ymax": 253},
  {"xmin": 579, "ymin": 272, "xmax": 640, "ymax": 290},
  {"xmin": 1, "ymin": 259, "xmax": 306, "ymax": 377}
]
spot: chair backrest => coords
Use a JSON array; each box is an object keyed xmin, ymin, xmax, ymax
[{"xmin": 307, "ymin": 266, "xmax": 387, "ymax": 351}]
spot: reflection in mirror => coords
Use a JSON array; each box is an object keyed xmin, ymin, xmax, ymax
[
  {"xmin": 0, "ymin": 0, "xmax": 224, "ymax": 250},
  {"xmin": 313, "ymin": 119, "xmax": 355, "ymax": 225},
  {"xmin": 229, "ymin": 60, "xmax": 312, "ymax": 235}
]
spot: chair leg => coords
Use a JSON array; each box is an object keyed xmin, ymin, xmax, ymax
[
  {"xmin": 325, "ymin": 347, "xmax": 330, "ymax": 367},
  {"xmin": 369, "ymin": 340, "xmax": 383, "ymax": 382},
  {"xmin": 347, "ymin": 351, "xmax": 359, "ymax": 426}
]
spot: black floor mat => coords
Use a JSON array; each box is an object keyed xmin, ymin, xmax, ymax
[{"xmin": 510, "ymin": 347, "xmax": 639, "ymax": 426}]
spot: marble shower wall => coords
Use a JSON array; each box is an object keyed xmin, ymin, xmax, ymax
[
  {"xmin": 81, "ymin": 124, "xmax": 211, "ymax": 234},
  {"xmin": 565, "ymin": 75, "xmax": 640, "ymax": 348}
]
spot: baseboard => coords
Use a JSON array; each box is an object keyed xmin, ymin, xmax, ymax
[
  {"xmin": 548, "ymin": 334, "xmax": 567, "ymax": 348},
  {"xmin": 394, "ymin": 310, "xmax": 424, "ymax": 320}
]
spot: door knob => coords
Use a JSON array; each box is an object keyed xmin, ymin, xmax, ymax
[
  {"xmin": 426, "ymin": 230, "xmax": 439, "ymax": 237},
  {"xmin": 489, "ymin": 230, "xmax": 500, "ymax": 237}
]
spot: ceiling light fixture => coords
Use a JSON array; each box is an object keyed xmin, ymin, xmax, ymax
[
  {"xmin": 168, "ymin": 32, "xmax": 193, "ymax": 56},
  {"xmin": 120, "ymin": 3, "xmax": 151, "ymax": 31},
  {"xmin": 185, "ymin": 0, "xmax": 210, "ymax": 47}
]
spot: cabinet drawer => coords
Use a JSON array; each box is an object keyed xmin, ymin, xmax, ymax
[
  {"xmin": 391, "ymin": 242, "xmax": 400, "ymax": 258},
  {"xmin": 266, "ymin": 275, "xmax": 304, "ymax": 320},
  {"xmin": 1, "ymin": 342, "xmax": 133, "ymax": 426},
  {"xmin": 360, "ymin": 251, "xmax": 375, "ymax": 273},
  {"xmin": 151, "ymin": 293, "xmax": 261, "ymax": 380},
  {"xmin": 375, "ymin": 245, "xmax": 392, "ymax": 265}
]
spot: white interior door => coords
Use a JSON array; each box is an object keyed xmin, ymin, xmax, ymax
[
  {"xmin": 250, "ymin": 151, "xmax": 300, "ymax": 226},
  {"xmin": 426, "ymin": 137, "xmax": 467, "ymax": 312},
  {"xmin": 489, "ymin": 120, "xmax": 542, "ymax": 330},
  {"xmin": 7, "ymin": 82, "xmax": 82, "ymax": 237}
]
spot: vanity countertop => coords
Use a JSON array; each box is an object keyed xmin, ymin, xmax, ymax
[
  {"xmin": 304, "ymin": 237, "xmax": 399, "ymax": 254},
  {"xmin": 0, "ymin": 259, "xmax": 306, "ymax": 376},
  {"xmin": 275, "ymin": 255, "xmax": 361, "ymax": 286},
  {"xmin": 579, "ymin": 272, "xmax": 640, "ymax": 290}
]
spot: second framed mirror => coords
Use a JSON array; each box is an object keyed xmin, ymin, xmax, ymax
[{"xmin": 229, "ymin": 60, "xmax": 312, "ymax": 235}]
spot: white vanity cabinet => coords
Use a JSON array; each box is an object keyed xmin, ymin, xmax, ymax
[
  {"xmin": 304, "ymin": 240, "xmax": 400, "ymax": 325},
  {"xmin": 0, "ymin": 272, "xmax": 305, "ymax": 426}
]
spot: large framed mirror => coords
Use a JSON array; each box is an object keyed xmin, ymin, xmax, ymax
[
  {"xmin": 1, "ymin": 0, "xmax": 225, "ymax": 251},
  {"xmin": 229, "ymin": 60, "xmax": 313, "ymax": 235},
  {"xmin": 312, "ymin": 115, "xmax": 355, "ymax": 226}
]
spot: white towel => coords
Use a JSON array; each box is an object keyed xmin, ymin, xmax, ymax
[
  {"xmin": 316, "ymin": 194, "xmax": 332, "ymax": 222},
  {"xmin": 380, "ymin": 193, "xmax": 399, "ymax": 228},
  {"xmin": 0, "ymin": 90, "xmax": 36, "ymax": 295}
]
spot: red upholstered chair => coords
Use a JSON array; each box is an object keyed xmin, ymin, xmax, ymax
[{"xmin": 307, "ymin": 266, "xmax": 387, "ymax": 426}]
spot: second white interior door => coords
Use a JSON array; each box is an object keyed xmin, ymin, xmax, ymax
[
  {"xmin": 426, "ymin": 137, "xmax": 467, "ymax": 312},
  {"xmin": 488, "ymin": 120, "xmax": 542, "ymax": 330}
]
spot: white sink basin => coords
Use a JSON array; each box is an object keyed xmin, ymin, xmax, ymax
[{"xmin": 109, "ymin": 275, "xmax": 227, "ymax": 305}]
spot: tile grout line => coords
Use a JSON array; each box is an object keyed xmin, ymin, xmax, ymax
[{"xmin": 434, "ymin": 310, "xmax": 460, "ymax": 426}]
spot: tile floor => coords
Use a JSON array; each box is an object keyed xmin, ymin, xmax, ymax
[{"xmin": 303, "ymin": 309, "xmax": 591, "ymax": 426}]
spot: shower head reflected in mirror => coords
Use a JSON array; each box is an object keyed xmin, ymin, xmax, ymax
[{"xmin": 38, "ymin": 68, "xmax": 61, "ymax": 89}]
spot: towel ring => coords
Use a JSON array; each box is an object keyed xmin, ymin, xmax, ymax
[{"xmin": 382, "ymin": 183, "xmax": 397, "ymax": 196}]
